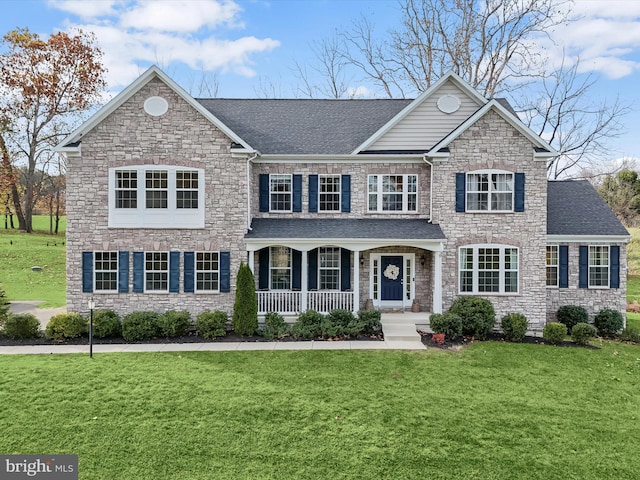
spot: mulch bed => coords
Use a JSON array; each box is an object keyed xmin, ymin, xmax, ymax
[
  {"xmin": 419, "ymin": 331, "xmax": 601, "ymax": 350},
  {"xmin": 0, "ymin": 331, "xmax": 384, "ymax": 346}
]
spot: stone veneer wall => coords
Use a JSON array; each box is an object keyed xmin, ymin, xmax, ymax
[
  {"xmin": 546, "ymin": 242, "xmax": 628, "ymax": 323},
  {"xmin": 430, "ymin": 110, "xmax": 548, "ymax": 330},
  {"xmin": 66, "ymin": 78, "xmax": 248, "ymax": 318}
]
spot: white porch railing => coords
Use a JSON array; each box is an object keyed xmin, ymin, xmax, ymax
[
  {"xmin": 257, "ymin": 290, "xmax": 354, "ymax": 314},
  {"xmin": 307, "ymin": 291, "xmax": 354, "ymax": 313}
]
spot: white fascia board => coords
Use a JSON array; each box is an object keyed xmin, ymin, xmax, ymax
[
  {"xmin": 428, "ymin": 100, "xmax": 559, "ymax": 156},
  {"xmin": 246, "ymin": 238, "xmax": 445, "ymax": 252},
  {"xmin": 254, "ymin": 154, "xmax": 425, "ymax": 164},
  {"xmin": 351, "ymin": 71, "xmax": 488, "ymax": 155},
  {"xmin": 547, "ymin": 235, "xmax": 631, "ymax": 244},
  {"xmin": 55, "ymin": 65, "xmax": 253, "ymax": 152}
]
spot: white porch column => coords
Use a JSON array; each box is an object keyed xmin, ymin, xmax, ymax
[
  {"xmin": 353, "ymin": 249, "xmax": 360, "ymax": 313},
  {"xmin": 301, "ymin": 250, "xmax": 308, "ymax": 312},
  {"xmin": 433, "ymin": 251, "xmax": 443, "ymax": 314},
  {"xmin": 248, "ymin": 250, "xmax": 255, "ymax": 274}
]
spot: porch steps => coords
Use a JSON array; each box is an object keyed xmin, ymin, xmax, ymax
[{"xmin": 380, "ymin": 312, "xmax": 428, "ymax": 349}]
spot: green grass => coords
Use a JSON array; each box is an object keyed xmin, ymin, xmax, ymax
[
  {"xmin": 1, "ymin": 344, "xmax": 639, "ymax": 479},
  {"xmin": 627, "ymin": 228, "xmax": 640, "ymax": 275},
  {"xmin": 0, "ymin": 215, "xmax": 66, "ymax": 307},
  {"xmin": 626, "ymin": 312, "xmax": 640, "ymax": 330}
]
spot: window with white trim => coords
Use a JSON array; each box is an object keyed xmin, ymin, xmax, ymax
[
  {"xmin": 146, "ymin": 170, "xmax": 168, "ymax": 208},
  {"xmin": 319, "ymin": 175, "xmax": 341, "ymax": 212},
  {"xmin": 270, "ymin": 246, "xmax": 291, "ymax": 290},
  {"xmin": 459, "ymin": 245, "xmax": 519, "ymax": 294},
  {"xmin": 368, "ymin": 174, "xmax": 417, "ymax": 212},
  {"xmin": 109, "ymin": 166, "xmax": 204, "ymax": 228},
  {"xmin": 196, "ymin": 252, "xmax": 219, "ymax": 291},
  {"xmin": 115, "ymin": 170, "xmax": 137, "ymax": 208},
  {"xmin": 270, "ymin": 174, "xmax": 292, "ymax": 212},
  {"xmin": 589, "ymin": 245, "xmax": 609, "ymax": 287},
  {"xmin": 177, "ymin": 171, "xmax": 199, "ymax": 209},
  {"xmin": 319, "ymin": 247, "xmax": 340, "ymax": 290},
  {"xmin": 145, "ymin": 252, "xmax": 168, "ymax": 291},
  {"xmin": 466, "ymin": 171, "xmax": 513, "ymax": 212},
  {"xmin": 94, "ymin": 251, "xmax": 118, "ymax": 291},
  {"xmin": 546, "ymin": 246, "xmax": 559, "ymax": 287}
]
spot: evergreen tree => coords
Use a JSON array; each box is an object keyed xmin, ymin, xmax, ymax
[{"xmin": 232, "ymin": 263, "xmax": 258, "ymax": 336}]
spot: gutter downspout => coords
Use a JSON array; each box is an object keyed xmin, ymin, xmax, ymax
[
  {"xmin": 246, "ymin": 151, "xmax": 260, "ymax": 231},
  {"xmin": 423, "ymin": 155, "xmax": 433, "ymax": 222}
]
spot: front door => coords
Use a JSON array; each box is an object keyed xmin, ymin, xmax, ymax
[{"xmin": 380, "ymin": 255, "xmax": 404, "ymax": 301}]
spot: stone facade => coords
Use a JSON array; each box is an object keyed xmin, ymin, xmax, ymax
[
  {"xmin": 431, "ymin": 111, "xmax": 548, "ymax": 329},
  {"xmin": 67, "ymin": 78, "xmax": 248, "ymax": 317},
  {"xmin": 546, "ymin": 242, "xmax": 628, "ymax": 323}
]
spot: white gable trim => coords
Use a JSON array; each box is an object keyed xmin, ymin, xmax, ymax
[
  {"xmin": 351, "ymin": 71, "xmax": 487, "ymax": 154},
  {"xmin": 55, "ymin": 65, "xmax": 253, "ymax": 152},
  {"xmin": 427, "ymin": 99, "xmax": 558, "ymax": 158},
  {"xmin": 547, "ymin": 235, "xmax": 631, "ymax": 244}
]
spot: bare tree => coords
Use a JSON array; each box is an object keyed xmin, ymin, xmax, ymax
[
  {"xmin": 293, "ymin": 36, "xmax": 352, "ymax": 99},
  {"xmin": 185, "ymin": 69, "xmax": 220, "ymax": 98}
]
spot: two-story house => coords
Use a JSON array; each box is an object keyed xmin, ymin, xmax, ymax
[{"xmin": 57, "ymin": 66, "xmax": 630, "ymax": 332}]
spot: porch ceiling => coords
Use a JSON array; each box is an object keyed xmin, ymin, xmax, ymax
[{"xmin": 245, "ymin": 218, "xmax": 446, "ymax": 252}]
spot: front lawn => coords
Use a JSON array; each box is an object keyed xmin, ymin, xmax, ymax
[{"xmin": 1, "ymin": 344, "xmax": 639, "ymax": 479}]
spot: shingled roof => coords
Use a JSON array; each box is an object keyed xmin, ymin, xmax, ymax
[
  {"xmin": 196, "ymin": 98, "xmax": 412, "ymax": 155},
  {"xmin": 547, "ymin": 180, "xmax": 629, "ymax": 237}
]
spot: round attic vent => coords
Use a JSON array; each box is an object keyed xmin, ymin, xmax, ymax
[
  {"xmin": 144, "ymin": 96, "xmax": 169, "ymax": 117},
  {"xmin": 437, "ymin": 94, "xmax": 461, "ymax": 114}
]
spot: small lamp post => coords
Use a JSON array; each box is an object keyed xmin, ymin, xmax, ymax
[{"xmin": 88, "ymin": 298, "xmax": 95, "ymax": 358}]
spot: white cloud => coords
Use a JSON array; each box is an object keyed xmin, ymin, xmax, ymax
[
  {"xmin": 51, "ymin": 0, "xmax": 280, "ymax": 89},
  {"xmin": 347, "ymin": 85, "xmax": 372, "ymax": 98},
  {"xmin": 48, "ymin": 0, "xmax": 121, "ymax": 19}
]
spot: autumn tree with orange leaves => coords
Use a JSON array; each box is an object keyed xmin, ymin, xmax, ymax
[{"xmin": 0, "ymin": 28, "xmax": 106, "ymax": 232}]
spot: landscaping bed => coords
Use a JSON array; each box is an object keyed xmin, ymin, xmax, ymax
[{"xmin": 419, "ymin": 330, "xmax": 601, "ymax": 350}]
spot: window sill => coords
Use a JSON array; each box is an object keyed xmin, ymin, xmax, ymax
[
  {"xmin": 463, "ymin": 210, "xmax": 515, "ymax": 214},
  {"xmin": 458, "ymin": 292, "xmax": 520, "ymax": 296},
  {"xmin": 194, "ymin": 290, "xmax": 221, "ymax": 295}
]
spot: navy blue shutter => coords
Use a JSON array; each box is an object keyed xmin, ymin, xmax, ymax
[
  {"xmin": 309, "ymin": 175, "xmax": 318, "ymax": 212},
  {"xmin": 292, "ymin": 250, "xmax": 302, "ymax": 290},
  {"xmin": 133, "ymin": 252, "xmax": 144, "ymax": 293},
  {"xmin": 118, "ymin": 251, "xmax": 129, "ymax": 293},
  {"xmin": 514, "ymin": 173, "xmax": 525, "ymax": 212},
  {"xmin": 220, "ymin": 252, "xmax": 231, "ymax": 292},
  {"xmin": 183, "ymin": 252, "xmax": 195, "ymax": 293},
  {"xmin": 559, "ymin": 245, "xmax": 569, "ymax": 288},
  {"xmin": 579, "ymin": 246, "xmax": 588, "ymax": 288},
  {"xmin": 340, "ymin": 248, "xmax": 351, "ymax": 291},
  {"xmin": 169, "ymin": 251, "xmax": 180, "ymax": 293},
  {"xmin": 259, "ymin": 249, "xmax": 269, "ymax": 290},
  {"xmin": 610, "ymin": 246, "xmax": 620, "ymax": 289},
  {"xmin": 293, "ymin": 174, "xmax": 302, "ymax": 212},
  {"xmin": 259, "ymin": 174, "xmax": 269, "ymax": 212},
  {"xmin": 341, "ymin": 175, "xmax": 351, "ymax": 213},
  {"xmin": 308, "ymin": 249, "xmax": 318, "ymax": 290},
  {"xmin": 82, "ymin": 251, "xmax": 93, "ymax": 293},
  {"xmin": 455, "ymin": 173, "xmax": 465, "ymax": 212}
]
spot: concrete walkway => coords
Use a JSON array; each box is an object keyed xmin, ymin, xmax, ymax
[{"xmin": 8, "ymin": 301, "xmax": 66, "ymax": 329}]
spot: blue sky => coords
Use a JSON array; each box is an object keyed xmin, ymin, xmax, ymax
[{"xmin": 2, "ymin": 0, "xmax": 640, "ymax": 163}]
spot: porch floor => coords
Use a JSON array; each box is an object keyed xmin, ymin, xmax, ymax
[{"xmin": 380, "ymin": 312, "xmax": 431, "ymax": 349}]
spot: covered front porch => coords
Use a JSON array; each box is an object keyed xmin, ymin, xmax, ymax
[{"xmin": 245, "ymin": 218, "xmax": 446, "ymax": 315}]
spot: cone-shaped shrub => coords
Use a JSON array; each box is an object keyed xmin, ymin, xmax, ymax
[{"xmin": 233, "ymin": 263, "xmax": 258, "ymax": 336}]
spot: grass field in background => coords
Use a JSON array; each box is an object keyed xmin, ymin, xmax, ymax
[
  {"xmin": 0, "ymin": 215, "xmax": 66, "ymax": 307},
  {"xmin": 1, "ymin": 344, "xmax": 639, "ymax": 479}
]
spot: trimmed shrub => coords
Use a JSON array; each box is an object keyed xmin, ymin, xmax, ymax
[
  {"xmin": 556, "ymin": 305, "xmax": 588, "ymax": 332},
  {"xmin": 449, "ymin": 296, "xmax": 495, "ymax": 339},
  {"xmin": 543, "ymin": 322, "xmax": 567, "ymax": 345},
  {"xmin": 594, "ymin": 308, "xmax": 624, "ymax": 337},
  {"xmin": 262, "ymin": 312, "xmax": 289, "ymax": 340},
  {"xmin": 571, "ymin": 322, "xmax": 596, "ymax": 345},
  {"xmin": 45, "ymin": 313, "xmax": 85, "ymax": 341},
  {"xmin": 429, "ymin": 312, "xmax": 462, "ymax": 341},
  {"xmin": 357, "ymin": 309, "xmax": 382, "ymax": 334},
  {"xmin": 501, "ymin": 313, "xmax": 528, "ymax": 342},
  {"xmin": 0, "ymin": 283, "xmax": 9, "ymax": 328},
  {"xmin": 3, "ymin": 313, "xmax": 40, "ymax": 339},
  {"xmin": 196, "ymin": 310, "xmax": 228, "ymax": 339},
  {"xmin": 122, "ymin": 311, "xmax": 160, "ymax": 341},
  {"xmin": 158, "ymin": 310, "xmax": 191, "ymax": 338},
  {"xmin": 618, "ymin": 327, "xmax": 640, "ymax": 343},
  {"xmin": 292, "ymin": 310, "xmax": 325, "ymax": 340},
  {"xmin": 327, "ymin": 309, "xmax": 361, "ymax": 336},
  {"xmin": 233, "ymin": 263, "xmax": 258, "ymax": 336},
  {"xmin": 91, "ymin": 309, "xmax": 121, "ymax": 338}
]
